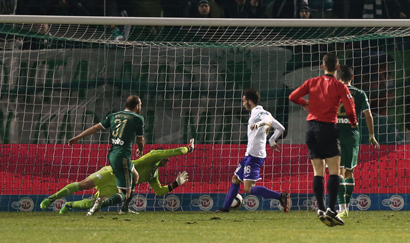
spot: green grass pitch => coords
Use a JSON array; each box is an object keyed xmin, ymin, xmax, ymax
[{"xmin": 1, "ymin": 211, "xmax": 409, "ymax": 243}]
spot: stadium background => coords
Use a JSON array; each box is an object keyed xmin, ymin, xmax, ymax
[{"xmin": 1, "ymin": 0, "xmax": 410, "ymax": 212}]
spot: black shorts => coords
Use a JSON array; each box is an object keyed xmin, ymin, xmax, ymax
[{"xmin": 305, "ymin": 120, "xmax": 340, "ymax": 159}]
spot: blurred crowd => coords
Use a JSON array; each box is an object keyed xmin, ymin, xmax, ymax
[{"xmin": 14, "ymin": 0, "xmax": 410, "ymax": 20}]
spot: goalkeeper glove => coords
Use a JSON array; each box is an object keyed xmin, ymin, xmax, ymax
[{"xmin": 168, "ymin": 171, "xmax": 189, "ymax": 192}]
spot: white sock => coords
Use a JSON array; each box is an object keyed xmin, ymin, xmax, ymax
[{"xmin": 339, "ymin": 204, "xmax": 346, "ymax": 212}]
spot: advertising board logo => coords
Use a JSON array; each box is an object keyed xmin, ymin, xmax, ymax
[
  {"xmin": 244, "ymin": 195, "xmax": 259, "ymax": 211},
  {"xmin": 270, "ymin": 198, "xmax": 292, "ymax": 210},
  {"xmin": 303, "ymin": 196, "xmax": 318, "ymax": 210},
  {"xmin": 52, "ymin": 198, "xmax": 67, "ymax": 212},
  {"xmin": 131, "ymin": 195, "xmax": 147, "ymax": 211},
  {"xmin": 382, "ymin": 195, "xmax": 404, "ymax": 211},
  {"xmin": 190, "ymin": 195, "xmax": 214, "ymax": 211},
  {"xmin": 11, "ymin": 197, "xmax": 34, "ymax": 212},
  {"xmin": 160, "ymin": 195, "xmax": 180, "ymax": 211},
  {"xmin": 351, "ymin": 194, "xmax": 371, "ymax": 211}
]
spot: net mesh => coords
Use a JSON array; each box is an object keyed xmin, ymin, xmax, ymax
[
  {"xmin": 0, "ymin": 19, "xmax": 409, "ymax": 212},
  {"xmin": 2, "ymin": 23, "xmax": 410, "ymax": 47}
]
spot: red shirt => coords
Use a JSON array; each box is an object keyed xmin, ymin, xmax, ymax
[{"xmin": 289, "ymin": 74, "xmax": 357, "ymax": 125}]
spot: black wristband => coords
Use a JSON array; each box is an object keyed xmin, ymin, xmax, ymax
[{"xmin": 168, "ymin": 181, "xmax": 179, "ymax": 192}]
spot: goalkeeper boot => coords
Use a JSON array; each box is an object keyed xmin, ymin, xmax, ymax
[
  {"xmin": 279, "ymin": 192, "xmax": 290, "ymax": 213},
  {"xmin": 318, "ymin": 209, "xmax": 333, "ymax": 227},
  {"xmin": 59, "ymin": 202, "xmax": 72, "ymax": 214},
  {"xmin": 338, "ymin": 210, "xmax": 349, "ymax": 218},
  {"xmin": 86, "ymin": 198, "xmax": 103, "ymax": 216},
  {"xmin": 325, "ymin": 208, "xmax": 345, "ymax": 226},
  {"xmin": 40, "ymin": 197, "xmax": 53, "ymax": 211},
  {"xmin": 187, "ymin": 138, "xmax": 195, "ymax": 153}
]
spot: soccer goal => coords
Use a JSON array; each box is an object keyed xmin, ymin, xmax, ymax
[{"xmin": 0, "ymin": 16, "xmax": 409, "ymax": 212}]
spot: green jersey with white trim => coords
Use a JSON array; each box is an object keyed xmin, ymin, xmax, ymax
[
  {"xmin": 337, "ymin": 85, "xmax": 369, "ymax": 142},
  {"xmin": 100, "ymin": 110, "xmax": 144, "ymax": 159}
]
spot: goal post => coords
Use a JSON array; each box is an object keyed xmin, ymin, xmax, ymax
[{"xmin": 0, "ymin": 16, "xmax": 409, "ymax": 212}]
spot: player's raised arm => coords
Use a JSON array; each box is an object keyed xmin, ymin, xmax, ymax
[
  {"xmin": 339, "ymin": 85, "xmax": 358, "ymax": 127},
  {"xmin": 68, "ymin": 123, "xmax": 104, "ymax": 147},
  {"xmin": 363, "ymin": 110, "xmax": 380, "ymax": 149}
]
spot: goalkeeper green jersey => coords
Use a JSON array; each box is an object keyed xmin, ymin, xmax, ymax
[
  {"xmin": 337, "ymin": 85, "xmax": 370, "ymax": 144},
  {"xmin": 90, "ymin": 147, "xmax": 188, "ymax": 196},
  {"xmin": 99, "ymin": 110, "xmax": 144, "ymax": 159}
]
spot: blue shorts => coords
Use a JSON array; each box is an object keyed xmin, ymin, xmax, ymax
[{"xmin": 234, "ymin": 155, "xmax": 265, "ymax": 182}]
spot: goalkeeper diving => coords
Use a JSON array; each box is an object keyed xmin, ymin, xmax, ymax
[{"xmin": 40, "ymin": 139, "xmax": 194, "ymax": 215}]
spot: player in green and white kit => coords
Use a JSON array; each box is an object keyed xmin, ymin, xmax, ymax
[
  {"xmin": 336, "ymin": 66, "xmax": 380, "ymax": 218},
  {"xmin": 68, "ymin": 95, "xmax": 145, "ymax": 203},
  {"xmin": 40, "ymin": 139, "xmax": 194, "ymax": 214},
  {"xmin": 40, "ymin": 96, "xmax": 145, "ymax": 213}
]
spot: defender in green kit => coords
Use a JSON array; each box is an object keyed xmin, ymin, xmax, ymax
[
  {"xmin": 67, "ymin": 95, "xmax": 145, "ymax": 208},
  {"xmin": 336, "ymin": 66, "xmax": 380, "ymax": 218}
]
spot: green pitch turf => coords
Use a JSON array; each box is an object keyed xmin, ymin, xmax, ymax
[{"xmin": 1, "ymin": 211, "xmax": 409, "ymax": 243}]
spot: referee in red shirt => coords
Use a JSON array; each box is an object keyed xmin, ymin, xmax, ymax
[{"xmin": 289, "ymin": 53, "xmax": 358, "ymax": 227}]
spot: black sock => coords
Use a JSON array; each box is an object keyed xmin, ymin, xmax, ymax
[
  {"xmin": 328, "ymin": 175, "xmax": 340, "ymax": 212},
  {"xmin": 313, "ymin": 176, "xmax": 326, "ymax": 211}
]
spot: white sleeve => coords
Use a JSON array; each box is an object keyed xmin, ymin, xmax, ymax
[{"xmin": 268, "ymin": 117, "xmax": 285, "ymax": 146}]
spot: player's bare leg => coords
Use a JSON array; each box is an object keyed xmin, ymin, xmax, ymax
[{"xmin": 41, "ymin": 178, "xmax": 95, "ymax": 211}]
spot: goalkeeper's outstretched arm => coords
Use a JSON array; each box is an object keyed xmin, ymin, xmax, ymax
[{"xmin": 148, "ymin": 171, "xmax": 189, "ymax": 197}]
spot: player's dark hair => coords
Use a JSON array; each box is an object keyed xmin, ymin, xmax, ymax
[
  {"xmin": 323, "ymin": 53, "xmax": 338, "ymax": 72},
  {"xmin": 155, "ymin": 147, "xmax": 164, "ymax": 150},
  {"xmin": 339, "ymin": 65, "xmax": 353, "ymax": 82},
  {"xmin": 125, "ymin": 95, "xmax": 140, "ymax": 110},
  {"xmin": 243, "ymin": 88, "xmax": 260, "ymax": 105}
]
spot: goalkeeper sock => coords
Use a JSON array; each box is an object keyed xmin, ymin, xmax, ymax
[
  {"xmin": 313, "ymin": 176, "xmax": 326, "ymax": 211},
  {"xmin": 72, "ymin": 199, "xmax": 95, "ymax": 209},
  {"xmin": 50, "ymin": 182, "xmax": 80, "ymax": 201},
  {"xmin": 345, "ymin": 177, "xmax": 355, "ymax": 207},
  {"xmin": 222, "ymin": 183, "xmax": 240, "ymax": 210},
  {"xmin": 327, "ymin": 175, "xmax": 340, "ymax": 212},
  {"xmin": 337, "ymin": 177, "xmax": 347, "ymax": 212},
  {"xmin": 121, "ymin": 183, "xmax": 137, "ymax": 212},
  {"xmin": 102, "ymin": 193, "xmax": 126, "ymax": 208},
  {"xmin": 250, "ymin": 186, "xmax": 280, "ymax": 199}
]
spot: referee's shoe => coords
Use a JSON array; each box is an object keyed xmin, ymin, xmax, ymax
[
  {"xmin": 325, "ymin": 208, "xmax": 345, "ymax": 226},
  {"xmin": 318, "ymin": 209, "xmax": 333, "ymax": 227}
]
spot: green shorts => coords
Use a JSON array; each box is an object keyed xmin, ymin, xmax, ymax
[
  {"xmin": 108, "ymin": 153, "xmax": 133, "ymax": 189},
  {"xmin": 88, "ymin": 166, "xmax": 118, "ymax": 198},
  {"xmin": 339, "ymin": 132, "xmax": 360, "ymax": 170},
  {"xmin": 340, "ymin": 143, "xmax": 359, "ymax": 170}
]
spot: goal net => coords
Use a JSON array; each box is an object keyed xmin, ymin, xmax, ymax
[{"xmin": 0, "ymin": 17, "xmax": 409, "ymax": 212}]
